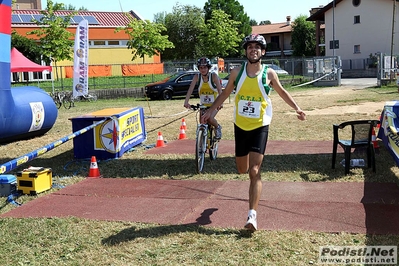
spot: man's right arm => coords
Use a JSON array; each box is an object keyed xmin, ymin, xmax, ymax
[
  {"xmin": 184, "ymin": 74, "xmax": 199, "ymax": 108},
  {"xmin": 210, "ymin": 69, "xmax": 238, "ymax": 111},
  {"xmin": 201, "ymin": 69, "xmax": 238, "ymax": 123}
]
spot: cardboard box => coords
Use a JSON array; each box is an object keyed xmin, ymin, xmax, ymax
[
  {"xmin": 16, "ymin": 167, "xmax": 52, "ymax": 195},
  {"xmin": 0, "ymin": 175, "xmax": 17, "ymax": 197}
]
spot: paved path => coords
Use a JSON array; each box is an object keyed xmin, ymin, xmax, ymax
[
  {"xmin": 144, "ymin": 139, "xmax": 333, "ymax": 155},
  {"xmin": 2, "ymin": 178, "xmax": 399, "ymax": 234},
  {"xmin": 2, "ymin": 139, "xmax": 399, "ymax": 234}
]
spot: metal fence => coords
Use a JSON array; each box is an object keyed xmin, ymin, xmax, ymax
[
  {"xmin": 11, "ymin": 56, "xmax": 343, "ymax": 92},
  {"xmin": 376, "ymin": 52, "xmax": 399, "ymax": 86}
]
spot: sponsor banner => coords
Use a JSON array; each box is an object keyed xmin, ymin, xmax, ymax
[
  {"xmin": 94, "ymin": 108, "xmax": 145, "ymax": 154},
  {"xmin": 72, "ymin": 19, "xmax": 89, "ymax": 97},
  {"xmin": 29, "ymin": 102, "xmax": 45, "ymax": 132},
  {"xmin": 378, "ymin": 101, "xmax": 399, "ymax": 166}
]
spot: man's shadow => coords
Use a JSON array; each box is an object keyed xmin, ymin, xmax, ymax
[{"xmin": 102, "ymin": 208, "xmax": 252, "ymax": 246}]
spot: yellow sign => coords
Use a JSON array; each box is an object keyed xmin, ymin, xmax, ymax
[{"xmin": 94, "ymin": 109, "xmax": 144, "ymax": 153}]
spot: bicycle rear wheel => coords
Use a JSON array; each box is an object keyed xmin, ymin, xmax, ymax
[
  {"xmin": 195, "ymin": 127, "xmax": 206, "ymax": 173},
  {"xmin": 88, "ymin": 93, "xmax": 98, "ymax": 102},
  {"xmin": 209, "ymin": 127, "xmax": 219, "ymax": 160}
]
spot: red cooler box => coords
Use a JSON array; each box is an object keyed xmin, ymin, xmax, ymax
[{"xmin": 70, "ymin": 107, "xmax": 146, "ymax": 160}]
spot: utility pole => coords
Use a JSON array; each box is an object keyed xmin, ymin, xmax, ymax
[
  {"xmin": 332, "ymin": 0, "xmax": 336, "ymax": 57},
  {"xmin": 391, "ymin": 0, "xmax": 396, "ymax": 81}
]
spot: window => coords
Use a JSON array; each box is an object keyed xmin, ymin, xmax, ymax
[
  {"xmin": 270, "ymin": 36, "xmax": 280, "ymax": 50},
  {"xmin": 93, "ymin": 41, "xmax": 106, "ymax": 46},
  {"xmin": 352, "ymin": 0, "xmax": 360, "ymax": 7},
  {"xmin": 354, "ymin": 45, "xmax": 361, "ymax": 54},
  {"xmin": 108, "ymin": 41, "xmax": 120, "ymax": 46},
  {"xmin": 179, "ymin": 74, "xmax": 195, "ymax": 82},
  {"xmin": 89, "ymin": 40, "xmax": 128, "ymax": 47},
  {"xmin": 354, "ymin": 15, "xmax": 360, "ymax": 24}
]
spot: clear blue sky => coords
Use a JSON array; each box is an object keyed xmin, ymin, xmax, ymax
[{"xmin": 45, "ymin": 0, "xmax": 331, "ymax": 23}]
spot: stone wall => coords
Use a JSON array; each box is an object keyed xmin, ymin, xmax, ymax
[
  {"xmin": 93, "ymin": 88, "xmax": 145, "ymax": 99},
  {"xmin": 341, "ymin": 68, "xmax": 378, "ymax": 78}
]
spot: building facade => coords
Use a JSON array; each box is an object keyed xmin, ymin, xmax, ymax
[
  {"xmin": 309, "ymin": 0, "xmax": 399, "ymax": 69},
  {"xmin": 13, "ymin": 0, "xmax": 41, "ymax": 10},
  {"xmin": 11, "ymin": 9, "xmax": 162, "ymax": 80}
]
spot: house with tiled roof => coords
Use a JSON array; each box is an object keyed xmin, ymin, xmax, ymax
[
  {"xmin": 252, "ymin": 10, "xmax": 326, "ymax": 58},
  {"xmin": 11, "ymin": 9, "xmax": 163, "ymax": 79},
  {"xmin": 252, "ymin": 16, "xmax": 294, "ymax": 57}
]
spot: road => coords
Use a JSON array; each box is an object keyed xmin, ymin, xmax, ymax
[{"xmin": 341, "ymin": 78, "xmax": 378, "ymax": 88}]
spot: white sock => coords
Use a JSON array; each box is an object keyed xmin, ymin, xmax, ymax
[{"xmin": 248, "ymin": 209, "xmax": 256, "ymax": 217}]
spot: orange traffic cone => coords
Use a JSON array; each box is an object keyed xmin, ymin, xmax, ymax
[
  {"xmin": 181, "ymin": 118, "xmax": 187, "ymax": 130},
  {"xmin": 179, "ymin": 125, "xmax": 187, "ymax": 140},
  {"xmin": 372, "ymin": 127, "xmax": 379, "ymax": 149},
  {"xmin": 87, "ymin": 156, "xmax": 101, "ymax": 178},
  {"xmin": 156, "ymin": 131, "xmax": 166, "ymax": 147}
]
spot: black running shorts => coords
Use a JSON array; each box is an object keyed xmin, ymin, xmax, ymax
[{"xmin": 234, "ymin": 124, "xmax": 269, "ymax": 157}]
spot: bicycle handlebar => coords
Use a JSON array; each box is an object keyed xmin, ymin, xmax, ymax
[{"xmin": 190, "ymin": 104, "xmax": 208, "ymax": 111}]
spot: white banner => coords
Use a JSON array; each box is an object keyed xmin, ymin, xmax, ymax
[{"xmin": 72, "ymin": 19, "xmax": 89, "ymax": 97}]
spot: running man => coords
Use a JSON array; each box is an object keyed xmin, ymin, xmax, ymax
[{"xmin": 201, "ymin": 34, "xmax": 306, "ymax": 231}]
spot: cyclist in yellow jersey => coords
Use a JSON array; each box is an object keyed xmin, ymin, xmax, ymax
[
  {"xmin": 184, "ymin": 57, "xmax": 223, "ymax": 139},
  {"xmin": 201, "ymin": 35, "xmax": 306, "ymax": 232}
]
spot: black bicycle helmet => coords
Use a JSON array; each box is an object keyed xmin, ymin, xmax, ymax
[
  {"xmin": 197, "ymin": 57, "xmax": 212, "ymax": 68},
  {"xmin": 242, "ymin": 34, "xmax": 267, "ymax": 50}
]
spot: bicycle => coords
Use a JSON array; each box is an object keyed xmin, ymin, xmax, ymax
[
  {"xmin": 49, "ymin": 90, "xmax": 63, "ymax": 109},
  {"xmin": 49, "ymin": 90, "xmax": 74, "ymax": 109},
  {"xmin": 73, "ymin": 93, "xmax": 98, "ymax": 102},
  {"xmin": 190, "ymin": 104, "xmax": 220, "ymax": 173},
  {"xmin": 62, "ymin": 91, "xmax": 75, "ymax": 109}
]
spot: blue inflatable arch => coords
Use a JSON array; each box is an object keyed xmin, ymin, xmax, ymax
[{"xmin": 0, "ymin": 0, "xmax": 57, "ymax": 143}]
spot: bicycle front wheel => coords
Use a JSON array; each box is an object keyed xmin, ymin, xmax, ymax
[
  {"xmin": 209, "ymin": 127, "xmax": 219, "ymax": 160},
  {"xmin": 63, "ymin": 97, "xmax": 72, "ymax": 109},
  {"xmin": 195, "ymin": 127, "xmax": 206, "ymax": 174},
  {"xmin": 55, "ymin": 98, "xmax": 62, "ymax": 109}
]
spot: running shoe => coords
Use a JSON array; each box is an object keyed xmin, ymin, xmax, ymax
[
  {"xmin": 215, "ymin": 124, "xmax": 222, "ymax": 139},
  {"xmin": 244, "ymin": 213, "xmax": 257, "ymax": 232}
]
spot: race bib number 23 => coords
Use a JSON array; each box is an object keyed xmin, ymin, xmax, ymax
[{"xmin": 238, "ymin": 100, "xmax": 261, "ymax": 118}]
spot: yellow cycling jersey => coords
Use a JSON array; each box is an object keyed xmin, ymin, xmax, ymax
[
  {"xmin": 198, "ymin": 72, "xmax": 219, "ymax": 107},
  {"xmin": 234, "ymin": 63, "xmax": 272, "ymax": 130}
]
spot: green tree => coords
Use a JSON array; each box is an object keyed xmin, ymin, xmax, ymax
[
  {"xmin": 162, "ymin": 4, "xmax": 204, "ymax": 60},
  {"xmin": 27, "ymin": 0, "xmax": 75, "ymax": 70},
  {"xmin": 11, "ymin": 31, "xmax": 43, "ymax": 63},
  {"xmin": 57, "ymin": 3, "xmax": 88, "ymax": 11},
  {"xmin": 116, "ymin": 16, "xmax": 174, "ymax": 63},
  {"xmin": 259, "ymin": 20, "xmax": 271, "ymax": 25},
  {"xmin": 291, "ymin": 15, "xmax": 316, "ymax": 57},
  {"xmin": 204, "ymin": 0, "xmax": 251, "ymax": 56},
  {"xmin": 249, "ymin": 19, "xmax": 257, "ymax": 26},
  {"xmin": 198, "ymin": 9, "xmax": 242, "ymax": 58},
  {"xmin": 153, "ymin": 11, "xmax": 167, "ymax": 24}
]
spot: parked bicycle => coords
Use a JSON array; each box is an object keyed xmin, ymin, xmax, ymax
[
  {"xmin": 73, "ymin": 93, "xmax": 98, "ymax": 102},
  {"xmin": 62, "ymin": 91, "xmax": 75, "ymax": 109},
  {"xmin": 190, "ymin": 104, "xmax": 220, "ymax": 173},
  {"xmin": 49, "ymin": 90, "xmax": 73, "ymax": 109}
]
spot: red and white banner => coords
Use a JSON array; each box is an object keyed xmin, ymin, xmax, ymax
[{"xmin": 72, "ymin": 19, "xmax": 89, "ymax": 97}]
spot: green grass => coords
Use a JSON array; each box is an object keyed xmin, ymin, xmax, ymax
[{"xmin": 1, "ymin": 83, "xmax": 399, "ymax": 265}]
